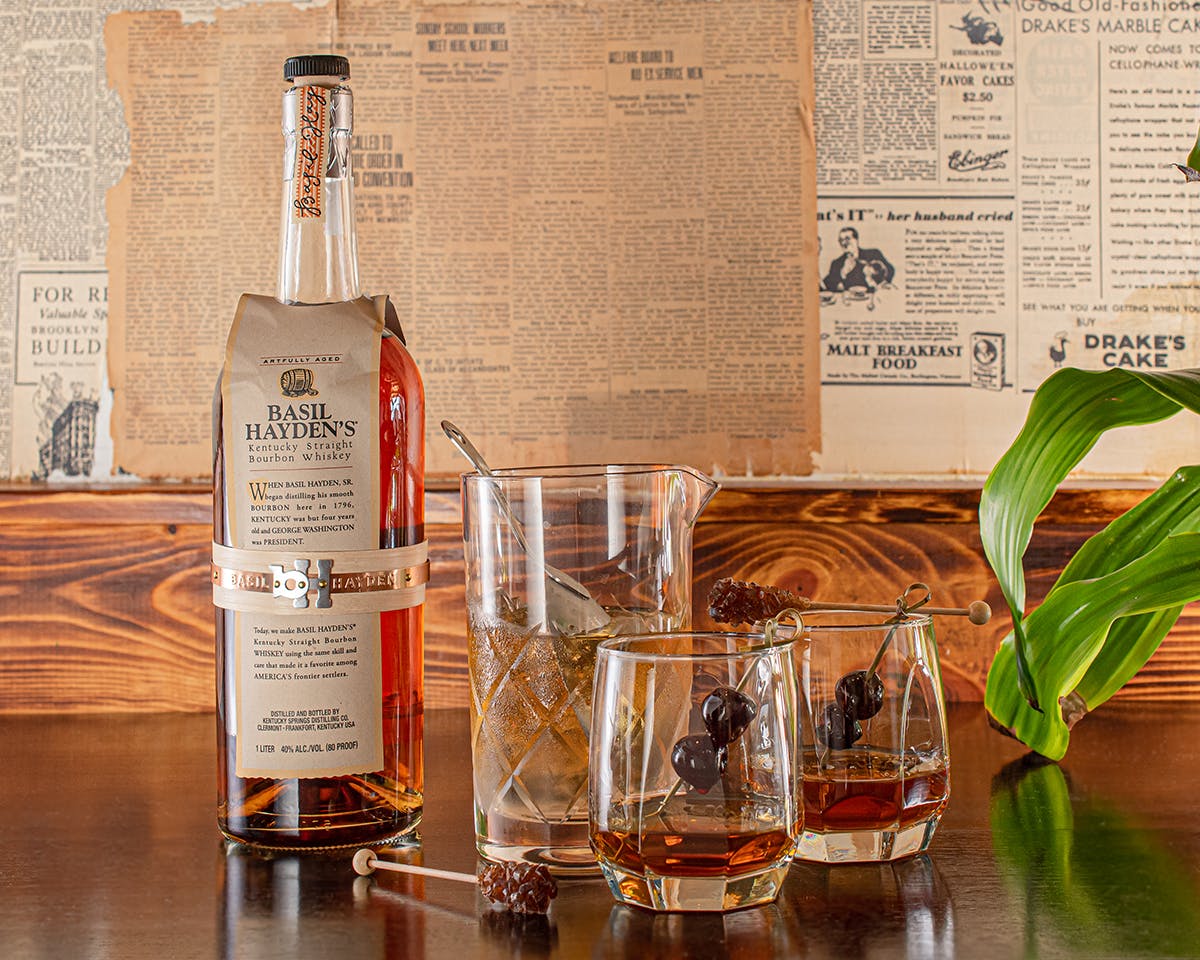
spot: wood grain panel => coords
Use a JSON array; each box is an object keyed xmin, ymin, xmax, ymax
[
  {"xmin": 1, "ymin": 483, "xmax": 1195, "ymax": 713},
  {"xmin": 697, "ymin": 482, "xmax": 1154, "ymax": 526},
  {"xmin": 691, "ymin": 521, "xmax": 1004, "ymax": 702},
  {"xmin": 0, "ymin": 521, "xmax": 212, "ymax": 711},
  {"xmin": 0, "ymin": 482, "xmax": 1151, "ymax": 526}
]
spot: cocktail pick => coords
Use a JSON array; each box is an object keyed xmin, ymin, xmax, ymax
[
  {"xmin": 709, "ymin": 578, "xmax": 991, "ymax": 626},
  {"xmin": 353, "ymin": 849, "xmax": 479, "ymax": 884},
  {"xmin": 352, "ymin": 849, "xmax": 558, "ymax": 915}
]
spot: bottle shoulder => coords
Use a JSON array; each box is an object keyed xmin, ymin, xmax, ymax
[{"xmin": 381, "ymin": 331, "xmax": 424, "ymax": 392}]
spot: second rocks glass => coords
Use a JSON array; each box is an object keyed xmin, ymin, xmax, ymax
[{"xmin": 589, "ymin": 632, "xmax": 803, "ymax": 911}]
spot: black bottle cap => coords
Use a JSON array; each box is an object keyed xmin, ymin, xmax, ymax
[{"xmin": 283, "ymin": 55, "xmax": 350, "ymax": 81}]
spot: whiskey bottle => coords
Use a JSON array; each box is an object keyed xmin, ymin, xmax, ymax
[{"xmin": 212, "ymin": 54, "xmax": 426, "ymax": 849}]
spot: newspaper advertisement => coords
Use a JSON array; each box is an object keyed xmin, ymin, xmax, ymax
[
  {"xmin": 5, "ymin": 0, "xmax": 818, "ymax": 482},
  {"xmin": 814, "ymin": 0, "xmax": 1200, "ymax": 476}
]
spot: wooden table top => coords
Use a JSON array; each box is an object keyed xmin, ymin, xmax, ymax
[{"xmin": 3, "ymin": 702, "xmax": 1199, "ymax": 959}]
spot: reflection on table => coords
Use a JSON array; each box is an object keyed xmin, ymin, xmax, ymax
[{"xmin": 3, "ymin": 703, "xmax": 1200, "ymax": 958}]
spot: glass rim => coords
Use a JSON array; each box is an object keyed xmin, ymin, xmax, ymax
[
  {"xmin": 596, "ymin": 630, "xmax": 798, "ymax": 663},
  {"xmin": 460, "ymin": 462, "xmax": 709, "ymax": 483}
]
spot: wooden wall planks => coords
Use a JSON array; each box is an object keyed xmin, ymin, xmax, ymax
[{"xmin": 1, "ymin": 482, "xmax": 1195, "ymax": 714}]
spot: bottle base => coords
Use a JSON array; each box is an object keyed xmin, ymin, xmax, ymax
[{"xmin": 220, "ymin": 811, "xmax": 422, "ymax": 854}]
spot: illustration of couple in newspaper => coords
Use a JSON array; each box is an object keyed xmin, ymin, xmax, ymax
[{"xmin": 820, "ymin": 227, "xmax": 895, "ymax": 311}]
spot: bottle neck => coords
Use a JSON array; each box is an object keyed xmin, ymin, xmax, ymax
[{"xmin": 277, "ymin": 78, "xmax": 359, "ymax": 304}]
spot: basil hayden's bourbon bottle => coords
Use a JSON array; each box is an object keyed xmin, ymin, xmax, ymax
[{"xmin": 212, "ymin": 55, "xmax": 426, "ymax": 848}]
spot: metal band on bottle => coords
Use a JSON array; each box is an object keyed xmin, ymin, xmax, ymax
[{"xmin": 212, "ymin": 541, "xmax": 429, "ymax": 614}]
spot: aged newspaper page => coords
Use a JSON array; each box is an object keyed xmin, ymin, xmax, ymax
[
  {"xmin": 3, "ymin": 0, "xmax": 328, "ymax": 482},
  {"xmin": 5, "ymin": 1, "xmax": 118, "ymax": 482},
  {"xmin": 11, "ymin": 0, "xmax": 1200, "ymax": 482},
  {"xmin": 105, "ymin": 4, "xmax": 334, "ymax": 479},
  {"xmin": 101, "ymin": 0, "xmax": 819, "ymax": 480},
  {"xmin": 814, "ymin": 0, "xmax": 1200, "ymax": 476}
]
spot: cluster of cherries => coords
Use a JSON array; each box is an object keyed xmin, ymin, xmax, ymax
[
  {"xmin": 817, "ymin": 669, "xmax": 885, "ymax": 749},
  {"xmin": 670, "ymin": 685, "xmax": 758, "ymax": 792},
  {"xmin": 667, "ymin": 665, "xmax": 888, "ymax": 791}
]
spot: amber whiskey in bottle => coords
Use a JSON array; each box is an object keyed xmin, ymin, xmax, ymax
[{"xmin": 212, "ymin": 54, "xmax": 424, "ymax": 849}]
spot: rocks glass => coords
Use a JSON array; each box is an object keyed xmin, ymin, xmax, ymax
[
  {"xmin": 589, "ymin": 633, "xmax": 802, "ymax": 911},
  {"xmin": 793, "ymin": 611, "xmax": 950, "ymax": 863}
]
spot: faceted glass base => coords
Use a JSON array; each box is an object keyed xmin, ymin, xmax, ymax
[
  {"xmin": 796, "ymin": 816, "xmax": 940, "ymax": 864},
  {"xmin": 599, "ymin": 861, "xmax": 791, "ymax": 912},
  {"xmin": 477, "ymin": 839, "xmax": 601, "ymax": 876}
]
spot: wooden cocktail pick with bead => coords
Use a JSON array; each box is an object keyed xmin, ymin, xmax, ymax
[
  {"xmin": 708, "ymin": 578, "xmax": 991, "ymax": 626},
  {"xmin": 352, "ymin": 849, "xmax": 558, "ymax": 915}
]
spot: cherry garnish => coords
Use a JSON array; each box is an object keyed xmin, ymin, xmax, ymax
[
  {"xmin": 690, "ymin": 671, "xmax": 724, "ymax": 706},
  {"xmin": 817, "ymin": 702, "xmax": 862, "ymax": 750},
  {"xmin": 671, "ymin": 734, "xmax": 728, "ymax": 792},
  {"xmin": 701, "ymin": 687, "xmax": 758, "ymax": 746},
  {"xmin": 670, "ymin": 684, "xmax": 759, "ymax": 792},
  {"xmin": 835, "ymin": 670, "xmax": 885, "ymax": 721}
]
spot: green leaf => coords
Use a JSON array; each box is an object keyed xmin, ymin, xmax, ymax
[
  {"xmin": 1071, "ymin": 609, "xmax": 1180, "ymax": 709},
  {"xmin": 1188, "ymin": 124, "xmax": 1200, "ymax": 174},
  {"xmin": 985, "ymin": 530, "xmax": 1200, "ymax": 759},
  {"xmin": 1058, "ymin": 467, "xmax": 1200, "ymax": 708},
  {"xmin": 979, "ymin": 368, "xmax": 1200, "ymax": 709}
]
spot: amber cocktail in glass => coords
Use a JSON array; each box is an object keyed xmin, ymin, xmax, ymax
[{"xmin": 589, "ymin": 632, "xmax": 802, "ymax": 911}]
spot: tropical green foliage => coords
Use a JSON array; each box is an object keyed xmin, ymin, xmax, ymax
[{"xmin": 980, "ymin": 368, "xmax": 1200, "ymax": 758}]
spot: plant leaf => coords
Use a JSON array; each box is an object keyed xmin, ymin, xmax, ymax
[
  {"xmin": 985, "ymin": 530, "xmax": 1200, "ymax": 759},
  {"xmin": 1188, "ymin": 125, "xmax": 1200, "ymax": 175},
  {"xmin": 1057, "ymin": 466, "xmax": 1200, "ymax": 708},
  {"xmin": 1071, "ymin": 609, "xmax": 1181, "ymax": 709},
  {"xmin": 979, "ymin": 368, "xmax": 1200, "ymax": 709}
]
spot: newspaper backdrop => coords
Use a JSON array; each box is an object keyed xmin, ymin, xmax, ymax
[{"xmin": 5, "ymin": 0, "xmax": 1200, "ymax": 481}]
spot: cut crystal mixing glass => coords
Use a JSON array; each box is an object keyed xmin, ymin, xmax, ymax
[{"xmin": 460, "ymin": 463, "xmax": 717, "ymax": 872}]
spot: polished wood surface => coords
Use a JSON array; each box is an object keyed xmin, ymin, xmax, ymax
[
  {"xmin": 2, "ymin": 703, "xmax": 1198, "ymax": 959},
  {"xmin": 2, "ymin": 482, "xmax": 1199, "ymax": 712}
]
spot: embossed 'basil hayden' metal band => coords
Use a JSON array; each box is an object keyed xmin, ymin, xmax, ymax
[{"xmin": 211, "ymin": 541, "xmax": 429, "ymax": 614}]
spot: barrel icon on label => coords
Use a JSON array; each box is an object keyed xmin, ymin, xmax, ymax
[
  {"xmin": 970, "ymin": 332, "xmax": 1005, "ymax": 391},
  {"xmin": 280, "ymin": 367, "xmax": 318, "ymax": 398}
]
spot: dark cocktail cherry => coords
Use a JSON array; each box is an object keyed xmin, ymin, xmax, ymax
[
  {"xmin": 817, "ymin": 702, "xmax": 862, "ymax": 750},
  {"xmin": 673, "ymin": 684, "xmax": 758, "ymax": 792},
  {"xmin": 688, "ymin": 672, "xmax": 724, "ymax": 732},
  {"xmin": 671, "ymin": 734, "xmax": 728, "ymax": 792},
  {"xmin": 690, "ymin": 671, "xmax": 724, "ymax": 706},
  {"xmin": 701, "ymin": 687, "xmax": 758, "ymax": 747},
  {"xmin": 835, "ymin": 670, "xmax": 885, "ymax": 721}
]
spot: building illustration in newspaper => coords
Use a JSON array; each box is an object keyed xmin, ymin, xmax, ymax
[
  {"xmin": 34, "ymin": 378, "xmax": 100, "ymax": 480},
  {"xmin": 13, "ymin": 271, "xmax": 110, "ymax": 481}
]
